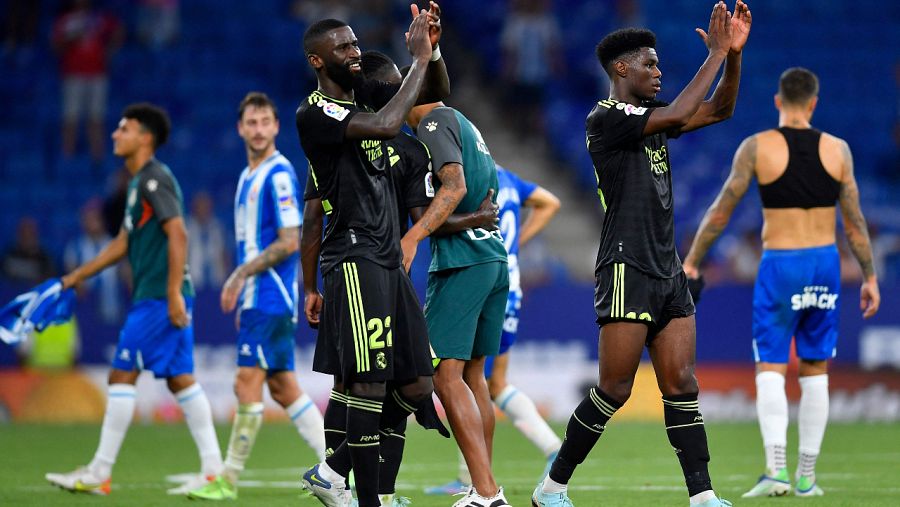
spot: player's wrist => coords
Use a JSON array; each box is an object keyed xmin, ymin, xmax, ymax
[{"xmin": 429, "ymin": 44, "xmax": 441, "ymax": 62}]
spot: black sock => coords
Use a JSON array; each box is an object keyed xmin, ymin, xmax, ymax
[
  {"xmin": 663, "ymin": 393, "xmax": 712, "ymax": 497},
  {"xmin": 549, "ymin": 387, "xmax": 622, "ymax": 484},
  {"xmin": 379, "ymin": 389, "xmax": 417, "ymax": 431},
  {"xmin": 378, "ymin": 418, "xmax": 407, "ymax": 495},
  {"xmin": 323, "ymin": 390, "xmax": 348, "ymax": 459},
  {"xmin": 346, "ymin": 394, "xmax": 383, "ymax": 507}
]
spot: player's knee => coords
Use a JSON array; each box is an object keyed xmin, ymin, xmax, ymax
[
  {"xmin": 660, "ymin": 371, "xmax": 699, "ymax": 396},
  {"xmin": 398, "ymin": 376, "xmax": 433, "ymax": 404},
  {"xmin": 599, "ymin": 379, "xmax": 634, "ymax": 404},
  {"xmin": 349, "ymin": 381, "xmax": 387, "ymax": 400}
]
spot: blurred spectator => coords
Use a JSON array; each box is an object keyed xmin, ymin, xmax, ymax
[
  {"xmin": 614, "ymin": 0, "xmax": 645, "ymax": 28},
  {"xmin": 724, "ymin": 229, "xmax": 762, "ymax": 283},
  {"xmin": 64, "ymin": 199, "xmax": 122, "ymax": 324},
  {"xmin": 1, "ymin": 217, "xmax": 56, "ymax": 286},
  {"xmin": 101, "ymin": 168, "xmax": 130, "ymax": 236},
  {"xmin": 3, "ymin": 0, "xmax": 41, "ymax": 56},
  {"xmin": 51, "ymin": 0, "xmax": 124, "ymax": 163},
  {"xmin": 186, "ymin": 192, "xmax": 229, "ymax": 290},
  {"xmin": 500, "ymin": 0, "xmax": 564, "ymax": 138},
  {"xmin": 137, "ymin": 0, "xmax": 180, "ymax": 50},
  {"xmin": 291, "ymin": 0, "xmax": 351, "ymax": 24}
]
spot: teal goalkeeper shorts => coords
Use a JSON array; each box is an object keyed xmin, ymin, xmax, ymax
[{"xmin": 424, "ymin": 261, "xmax": 509, "ymax": 360}]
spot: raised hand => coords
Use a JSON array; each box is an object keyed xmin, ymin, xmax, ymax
[
  {"xmin": 406, "ymin": 11, "xmax": 433, "ymax": 61},
  {"xmin": 729, "ymin": 0, "xmax": 751, "ymax": 53},
  {"xmin": 695, "ymin": 1, "xmax": 732, "ymax": 56}
]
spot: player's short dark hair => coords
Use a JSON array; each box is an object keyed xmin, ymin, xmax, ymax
[
  {"xmin": 778, "ymin": 67, "xmax": 819, "ymax": 105},
  {"xmin": 303, "ymin": 18, "xmax": 348, "ymax": 56},
  {"xmin": 595, "ymin": 28, "xmax": 657, "ymax": 72},
  {"xmin": 238, "ymin": 91, "xmax": 278, "ymax": 121},
  {"xmin": 361, "ymin": 50, "xmax": 396, "ymax": 81},
  {"xmin": 122, "ymin": 102, "xmax": 170, "ymax": 149}
]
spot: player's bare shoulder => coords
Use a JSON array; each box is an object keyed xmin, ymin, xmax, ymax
[
  {"xmin": 752, "ymin": 129, "xmax": 788, "ymax": 184},
  {"xmin": 818, "ymin": 130, "xmax": 847, "ymax": 181}
]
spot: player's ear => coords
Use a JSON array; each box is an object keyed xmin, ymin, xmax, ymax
[
  {"xmin": 773, "ymin": 94, "xmax": 782, "ymax": 111},
  {"xmin": 808, "ymin": 96, "xmax": 818, "ymax": 115},
  {"xmin": 307, "ymin": 53, "xmax": 323, "ymax": 70},
  {"xmin": 613, "ymin": 59, "xmax": 628, "ymax": 78}
]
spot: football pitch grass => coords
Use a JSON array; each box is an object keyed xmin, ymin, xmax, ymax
[{"xmin": 1, "ymin": 421, "xmax": 897, "ymax": 506}]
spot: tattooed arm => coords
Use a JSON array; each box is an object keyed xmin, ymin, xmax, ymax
[
  {"xmin": 837, "ymin": 139, "xmax": 880, "ymax": 318},
  {"xmin": 400, "ymin": 162, "xmax": 467, "ymax": 272},
  {"xmin": 683, "ymin": 134, "xmax": 757, "ymax": 278},
  {"xmin": 220, "ymin": 226, "xmax": 300, "ymax": 313}
]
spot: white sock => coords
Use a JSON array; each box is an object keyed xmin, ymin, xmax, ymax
[
  {"xmin": 755, "ymin": 371, "xmax": 788, "ymax": 474},
  {"xmin": 176, "ymin": 384, "xmax": 224, "ymax": 476},
  {"xmin": 798, "ymin": 374, "xmax": 829, "ymax": 479},
  {"xmin": 285, "ymin": 394, "xmax": 327, "ymax": 461},
  {"xmin": 457, "ymin": 448, "xmax": 471, "ymax": 485},
  {"xmin": 318, "ymin": 461, "xmax": 346, "ymax": 487},
  {"xmin": 89, "ymin": 384, "xmax": 136, "ymax": 479},
  {"xmin": 223, "ymin": 402, "xmax": 264, "ymax": 482},
  {"xmin": 689, "ymin": 490, "xmax": 717, "ymax": 504},
  {"xmin": 495, "ymin": 385, "xmax": 562, "ymax": 457},
  {"xmin": 541, "ymin": 475, "xmax": 567, "ymax": 494}
]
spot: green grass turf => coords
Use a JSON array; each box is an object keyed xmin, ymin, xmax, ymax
[{"xmin": 1, "ymin": 421, "xmax": 898, "ymax": 506}]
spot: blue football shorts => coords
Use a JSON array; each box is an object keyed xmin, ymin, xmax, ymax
[
  {"xmin": 112, "ymin": 297, "xmax": 194, "ymax": 378},
  {"xmin": 236, "ymin": 309, "xmax": 296, "ymax": 374},
  {"xmin": 752, "ymin": 245, "xmax": 840, "ymax": 363}
]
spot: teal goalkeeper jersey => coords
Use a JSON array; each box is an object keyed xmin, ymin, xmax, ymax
[{"xmin": 416, "ymin": 107, "xmax": 508, "ymax": 272}]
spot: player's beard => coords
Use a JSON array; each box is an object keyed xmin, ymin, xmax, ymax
[{"xmin": 325, "ymin": 60, "xmax": 363, "ymax": 92}]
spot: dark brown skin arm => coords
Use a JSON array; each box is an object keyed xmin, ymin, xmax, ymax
[
  {"xmin": 301, "ymin": 199, "xmax": 325, "ymax": 327},
  {"xmin": 345, "ymin": 13, "xmax": 432, "ymax": 140},
  {"xmin": 643, "ymin": 1, "xmax": 731, "ymax": 136}
]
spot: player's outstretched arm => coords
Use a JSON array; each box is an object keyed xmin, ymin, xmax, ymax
[
  {"xmin": 400, "ymin": 162, "xmax": 467, "ymax": 271},
  {"xmin": 300, "ymin": 199, "xmax": 324, "ymax": 328},
  {"xmin": 642, "ymin": 1, "xmax": 731, "ymax": 136},
  {"xmin": 60, "ymin": 228, "xmax": 128, "ymax": 289},
  {"xmin": 162, "ymin": 216, "xmax": 190, "ymax": 328},
  {"xmin": 519, "ymin": 186, "xmax": 561, "ymax": 246},
  {"xmin": 680, "ymin": 0, "xmax": 750, "ymax": 133},
  {"xmin": 345, "ymin": 13, "xmax": 433, "ymax": 140},
  {"xmin": 683, "ymin": 134, "xmax": 756, "ymax": 277},
  {"xmin": 220, "ymin": 226, "xmax": 299, "ymax": 313},
  {"xmin": 835, "ymin": 138, "xmax": 880, "ymax": 318}
]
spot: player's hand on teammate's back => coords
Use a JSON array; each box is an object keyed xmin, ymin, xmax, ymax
[
  {"xmin": 695, "ymin": 1, "xmax": 732, "ymax": 56},
  {"xmin": 473, "ymin": 189, "xmax": 500, "ymax": 231},
  {"xmin": 729, "ymin": 0, "xmax": 752, "ymax": 53},
  {"xmin": 304, "ymin": 290, "xmax": 323, "ymax": 329},
  {"xmin": 168, "ymin": 293, "xmax": 190, "ymax": 328},
  {"xmin": 406, "ymin": 11, "xmax": 432, "ymax": 61},
  {"xmin": 860, "ymin": 278, "xmax": 880, "ymax": 319},
  {"xmin": 220, "ymin": 269, "xmax": 246, "ymax": 313}
]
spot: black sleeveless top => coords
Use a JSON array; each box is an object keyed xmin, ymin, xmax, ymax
[{"xmin": 758, "ymin": 127, "xmax": 841, "ymax": 209}]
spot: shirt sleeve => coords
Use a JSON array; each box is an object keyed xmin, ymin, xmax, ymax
[
  {"xmin": 141, "ymin": 169, "xmax": 182, "ymax": 223},
  {"xmin": 402, "ymin": 138, "xmax": 434, "ymax": 209},
  {"xmin": 416, "ymin": 108, "xmax": 463, "ymax": 174},
  {"xmin": 514, "ymin": 172, "xmax": 538, "ymax": 203},
  {"xmin": 593, "ymin": 102, "xmax": 654, "ymax": 150},
  {"xmin": 269, "ymin": 167, "xmax": 301, "ymax": 229},
  {"xmin": 295, "ymin": 98, "xmax": 358, "ymax": 149}
]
